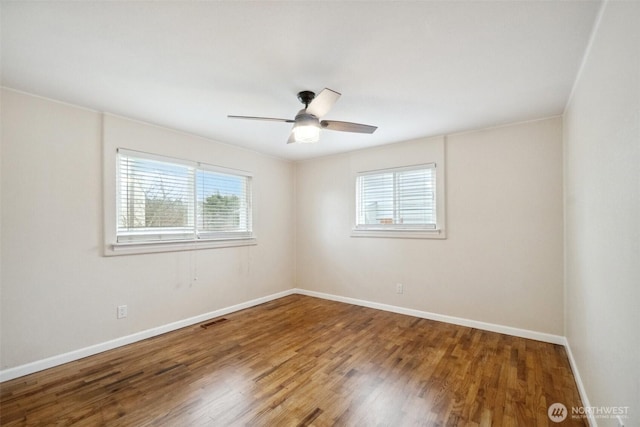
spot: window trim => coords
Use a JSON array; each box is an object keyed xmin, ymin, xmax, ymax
[
  {"xmin": 109, "ymin": 237, "xmax": 257, "ymax": 256},
  {"xmin": 108, "ymin": 148, "xmax": 256, "ymax": 255}
]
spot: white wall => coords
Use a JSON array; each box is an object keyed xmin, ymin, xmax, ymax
[
  {"xmin": 564, "ymin": 1, "xmax": 640, "ymax": 424},
  {"xmin": 0, "ymin": 89, "xmax": 295, "ymax": 370},
  {"xmin": 296, "ymin": 117, "xmax": 564, "ymax": 335}
]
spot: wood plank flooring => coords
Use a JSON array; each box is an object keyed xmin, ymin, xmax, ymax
[{"xmin": 0, "ymin": 295, "xmax": 585, "ymax": 426}]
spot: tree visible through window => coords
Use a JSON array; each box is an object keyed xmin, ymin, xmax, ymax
[
  {"xmin": 117, "ymin": 149, "xmax": 252, "ymax": 243},
  {"xmin": 201, "ymin": 193, "xmax": 240, "ymax": 230}
]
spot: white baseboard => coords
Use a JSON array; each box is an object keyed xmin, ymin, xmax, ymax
[
  {"xmin": 0, "ymin": 289, "xmax": 295, "ymax": 383},
  {"xmin": 294, "ymin": 288, "xmax": 566, "ymax": 345},
  {"xmin": 0, "ymin": 287, "xmax": 571, "ymax": 383},
  {"xmin": 563, "ymin": 337, "xmax": 596, "ymax": 426}
]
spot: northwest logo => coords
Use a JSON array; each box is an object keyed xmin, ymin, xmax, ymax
[{"xmin": 548, "ymin": 403, "xmax": 568, "ymax": 422}]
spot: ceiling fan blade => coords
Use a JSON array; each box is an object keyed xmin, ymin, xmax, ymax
[
  {"xmin": 321, "ymin": 120, "xmax": 378, "ymax": 134},
  {"xmin": 286, "ymin": 130, "xmax": 296, "ymax": 144},
  {"xmin": 228, "ymin": 115, "xmax": 294, "ymax": 123},
  {"xmin": 306, "ymin": 88, "xmax": 341, "ymax": 118}
]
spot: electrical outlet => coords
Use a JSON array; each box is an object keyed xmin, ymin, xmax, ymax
[
  {"xmin": 117, "ymin": 305, "xmax": 128, "ymax": 319},
  {"xmin": 396, "ymin": 283, "xmax": 403, "ymax": 294}
]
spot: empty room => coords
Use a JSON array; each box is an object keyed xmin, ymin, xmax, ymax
[{"xmin": 1, "ymin": 1, "xmax": 638, "ymax": 426}]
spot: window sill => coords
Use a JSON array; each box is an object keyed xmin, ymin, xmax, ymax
[
  {"xmin": 350, "ymin": 229, "xmax": 446, "ymax": 240},
  {"xmin": 105, "ymin": 237, "xmax": 257, "ymax": 256}
]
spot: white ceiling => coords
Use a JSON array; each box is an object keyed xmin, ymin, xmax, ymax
[{"xmin": 1, "ymin": 1, "xmax": 601, "ymax": 161}]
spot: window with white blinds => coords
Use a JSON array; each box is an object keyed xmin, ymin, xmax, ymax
[
  {"xmin": 355, "ymin": 164, "xmax": 437, "ymax": 231},
  {"xmin": 117, "ymin": 149, "xmax": 252, "ymax": 243}
]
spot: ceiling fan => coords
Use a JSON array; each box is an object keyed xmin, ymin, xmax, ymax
[{"xmin": 228, "ymin": 88, "xmax": 377, "ymax": 144}]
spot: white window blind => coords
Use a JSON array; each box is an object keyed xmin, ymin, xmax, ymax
[
  {"xmin": 117, "ymin": 149, "xmax": 252, "ymax": 244},
  {"xmin": 196, "ymin": 167, "xmax": 251, "ymax": 240},
  {"xmin": 355, "ymin": 164, "xmax": 436, "ymax": 230}
]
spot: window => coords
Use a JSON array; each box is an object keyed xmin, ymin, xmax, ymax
[
  {"xmin": 355, "ymin": 164, "xmax": 437, "ymax": 232},
  {"xmin": 117, "ymin": 149, "xmax": 252, "ymax": 245}
]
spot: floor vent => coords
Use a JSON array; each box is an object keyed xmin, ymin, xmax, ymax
[{"xmin": 200, "ymin": 318, "xmax": 228, "ymax": 329}]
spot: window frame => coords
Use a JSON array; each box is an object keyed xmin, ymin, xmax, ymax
[
  {"xmin": 355, "ymin": 163, "xmax": 437, "ymax": 231},
  {"xmin": 351, "ymin": 161, "xmax": 445, "ymax": 240},
  {"xmin": 109, "ymin": 148, "xmax": 255, "ymax": 255}
]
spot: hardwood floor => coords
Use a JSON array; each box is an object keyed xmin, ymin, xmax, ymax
[{"xmin": 1, "ymin": 295, "xmax": 585, "ymax": 426}]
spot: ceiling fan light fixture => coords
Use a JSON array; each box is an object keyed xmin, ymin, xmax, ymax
[
  {"xmin": 293, "ymin": 124, "xmax": 320, "ymax": 143},
  {"xmin": 292, "ymin": 112, "xmax": 320, "ymax": 143}
]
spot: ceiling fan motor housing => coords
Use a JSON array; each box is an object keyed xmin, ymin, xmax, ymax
[{"xmin": 295, "ymin": 109, "xmax": 319, "ymax": 124}]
